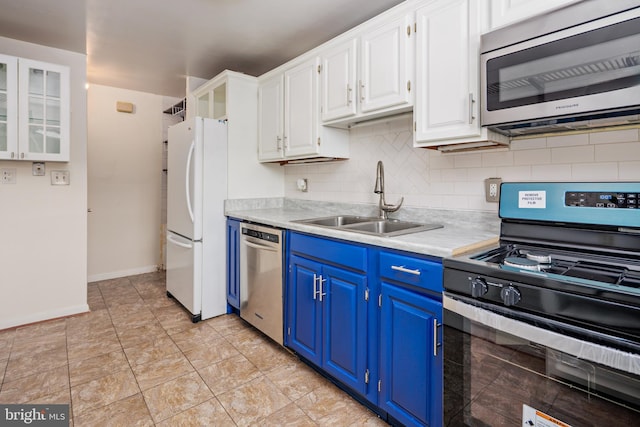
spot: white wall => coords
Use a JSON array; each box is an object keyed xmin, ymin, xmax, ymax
[
  {"xmin": 87, "ymin": 85, "xmax": 169, "ymax": 282},
  {"xmin": 284, "ymin": 116, "xmax": 640, "ymax": 211},
  {"xmin": 0, "ymin": 37, "xmax": 88, "ymax": 329}
]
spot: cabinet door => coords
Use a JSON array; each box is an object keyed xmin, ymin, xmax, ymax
[
  {"xmin": 360, "ymin": 13, "xmax": 413, "ymax": 113},
  {"xmin": 414, "ymin": 0, "xmax": 481, "ymax": 143},
  {"xmin": 226, "ymin": 219, "xmax": 241, "ymax": 310},
  {"xmin": 321, "ymin": 39, "xmax": 357, "ymax": 122},
  {"xmin": 18, "ymin": 58, "xmax": 70, "ymax": 161},
  {"xmin": 489, "ymin": 0, "xmax": 580, "ymax": 30},
  {"xmin": 322, "ymin": 264, "xmax": 368, "ymax": 394},
  {"xmin": 0, "ymin": 54, "xmax": 18, "ymax": 160},
  {"xmin": 379, "ymin": 282, "xmax": 442, "ymax": 427},
  {"xmin": 284, "ymin": 57, "xmax": 319, "ymax": 158},
  {"xmin": 258, "ymin": 74, "xmax": 284, "ymax": 161},
  {"xmin": 287, "ymin": 254, "xmax": 323, "ymax": 366}
]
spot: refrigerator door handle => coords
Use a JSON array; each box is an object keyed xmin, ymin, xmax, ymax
[
  {"xmin": 185, "ymin": 140, "xmax": 196, "ymax": 224},
  {"xmin": 167, "ymin": 233, "xmax": 193, "ymax": 249}
]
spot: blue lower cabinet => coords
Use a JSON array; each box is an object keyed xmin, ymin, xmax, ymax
[
  {"xmin": 322, "ymin": 264, "xmax": 367, "ymax": 393},
  {"xmin": 226, "ymin": 218, "xmax": 241, "ymax": 310},
  {"xmin": 287, "ymin": 254, "xmax": 323, "ymax": 366},
  {"xmin": 287, "ymin": 232, "xmax": 370, "ymax": 395},
  {"xmin": 286, "ymin": 233, "xmax": 443, "ymax": 426},
  {"xmin": 379, "ymin": 281, "xmax": 443, "ymax": 427}
]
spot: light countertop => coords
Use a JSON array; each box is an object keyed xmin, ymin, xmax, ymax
[{"xmin": 225, "ymin": 198, "xmax": 500, "ymax": 258}]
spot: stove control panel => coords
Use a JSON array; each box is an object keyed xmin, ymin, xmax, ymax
[{"xmin": 565, "ymin": 191, "xmax": 637, "ymax": 208}]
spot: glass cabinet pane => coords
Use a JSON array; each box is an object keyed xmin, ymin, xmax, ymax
[
  {"xmin": 46, "ymin": 99, "xmax": 60, "ymax": 125},
  {"xmin": 29, "ymin": 68, "xmax": 44, "ymax": 96},
  {"xmin": 45, "ymin": 128, "xmax": 60, "ymax": 154},
  {"xmin": 46, "ymin": 71, "xmax": 61, "ymax": 98},
  {"xmin": 0, "ymin": 92, "xmax": 6, "ymax": 121},
  {"xmin": 29, "ymin": 126, "xmax": 44, "ymax": 153},
  {"xmin": 0, "ymin": 63, "xmax": 6, "ymax": 91},
  {"xmin": 0, "ymin": 123, "xmax": 6, "ymax": 152},
  {"xmin": 28, "ymin": 96, "xmax": 44, "ymax": 124}
]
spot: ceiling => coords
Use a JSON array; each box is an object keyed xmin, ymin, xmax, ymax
[{"xmin": 0, "ymin": 0, "xmax": 405, "ymax": 97}]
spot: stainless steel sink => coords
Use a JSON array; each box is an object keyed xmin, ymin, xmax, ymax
[
  {"xmin": 293, "ymin": 215, "xmax": 443, "ymax": 237},
  {"xmin": 294, "ymin": 215, "xmax": 379, "ymax": 227}
]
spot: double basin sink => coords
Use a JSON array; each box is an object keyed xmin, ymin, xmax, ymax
[{"xmin": 293, "ymin": 215, "xmax": 443, "ymax": 237}]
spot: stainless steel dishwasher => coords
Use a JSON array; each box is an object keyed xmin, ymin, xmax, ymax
[{"xmin": 239, "ymin": 223, "xmax": 284, "ymax": 345}]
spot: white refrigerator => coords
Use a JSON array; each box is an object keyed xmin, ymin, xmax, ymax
[{"xmin": 166, "ymin": 117, "xmax": 227, "ymax": 322}]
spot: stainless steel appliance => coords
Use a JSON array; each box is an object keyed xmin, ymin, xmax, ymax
[
  {"xmin": 443, "ymin": 182, "xmax": 640, "ymax": 425},
  {"xmin": 481, "ymin": 1, "xmax": 640, "ymax": 136},
  {"xmin": 240, "ymin": 223, "xmax": 284, "ymax": 344},
  {"xmin": 166, "ymin": 118, "xmax": 227, "ymax": 322}
]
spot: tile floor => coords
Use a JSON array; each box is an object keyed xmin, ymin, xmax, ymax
[{"xmin": 0, "ymin": 271, "xmax": 388, "ymax": 426}]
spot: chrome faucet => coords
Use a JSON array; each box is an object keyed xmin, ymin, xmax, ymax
[{"xmin": 374, "ymin": 160, "xmax": 403, "ymax": 219}]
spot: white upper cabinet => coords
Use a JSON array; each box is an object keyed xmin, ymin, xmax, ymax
[
  {"xmin": 321, "ymin": 39, "xmax": 357, "ymax": 122},
  {"xmin": 0, "ymin": 54, "xmax": 18, "ymax": 160},
  {"xmin": 258, "ymin": 56, "xmax": 349, "ymax": 163},
  {"xmin": 284, "ymin": 58, "xmax": 320, "ymax": 158},
  {"xmin": 488, "ymin": 0, "xmax": 581, "ymax": 31},
  {"xmin": 0, "ymin": 56, "xmax": 69, "ymax": 161},
  {"xmin": 359, "ymin": 13, "xmax": 413, "ymax": 114},
  {"xmin": 414, "ymin": 0, "xmax": 506, "ymax": 149},
  {"xmin": 258, "ymin": 74, "xmax": 284, "ymax": 161},
  {"xmin": 18, "ymin": 59, "xmax": 70, "ymax": 162},
  {"xmin": 320, "ymin": 10, "xmax": 414, "ymax": 127}
]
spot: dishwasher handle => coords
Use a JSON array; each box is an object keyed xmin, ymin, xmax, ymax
[{"xmin": 242, "ymin": 239, "xmax": 279, "ymax": 252}]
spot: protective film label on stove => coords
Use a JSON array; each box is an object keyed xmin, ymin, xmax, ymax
[
  {"xmin": 522, "ymin": 404, "xmax": 571, "ymax": 427},
  {"xmin": 518, "ymin": 190, "xmax": 547, "ymax": 208}
]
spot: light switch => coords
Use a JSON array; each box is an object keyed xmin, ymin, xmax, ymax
[{"xmin": 51, "ymin": 170, "xmax": 70, "ymax": 185}]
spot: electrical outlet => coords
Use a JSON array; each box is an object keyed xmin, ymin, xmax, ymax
[
  {"xmin": 1, "ymin": 168, "xmax": 17, "ymax": 184},
  {"xmin": 51, "ymin": 170, "xmax": 70, "ymax": 185},
  {"xmin": 485, "ymin": 177, "xmax": 502, "ymax": 203}
]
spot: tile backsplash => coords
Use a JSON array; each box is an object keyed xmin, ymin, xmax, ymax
[{"xmin": 284, "ymin": 116, "xmax": 640, "ymax": 212}]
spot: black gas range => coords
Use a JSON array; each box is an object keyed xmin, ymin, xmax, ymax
[{"xmin": 444, "ymin": 182, "xmax": 640, "ymax": 353}]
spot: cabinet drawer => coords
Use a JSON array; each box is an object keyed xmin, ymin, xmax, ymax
[
  {"xmin": 289, "ymin": 232, "xmax": 367, "ymax": 272},
  {"xmin": 379, "ymin": 251, "xmax": 442, "ymax": 293}
]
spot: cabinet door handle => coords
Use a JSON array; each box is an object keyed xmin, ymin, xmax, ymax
[
  {"xmin": 391, "ymin": 265, "xmax": 421, "ymax": 276},
  {"xmin": 347, "ymin": 84, "xmax": 352, "ymax": 106},
  {"xmin": 313, "ymin": 274, "xmax": 318, "ymax": 300},
  {"xmin": 318, "ymin": 276, "xmax": 327, "ymax": 302},
  {"xmin": 276, "ymin": 136, "xmax": 282, "ymax": 151},
  {"xmin": 433, "ymin": 319, "xmax": 442, "ymax": 357},
  {"xmin": 468, "ymin": 93, "xmax": 476, "ymax": 124},
  {"xmin": 359, "ymin": 80, "xmax": 365, "ymax": 103}
]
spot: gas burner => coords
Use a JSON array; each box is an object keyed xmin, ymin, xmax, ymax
[
  {"xmin": 526, "ymin": 251, "xmax": 552, "ymax": 264},
  {"xmin": 503, "ymin": 256, "xmax": 541, "ymax": 271}
]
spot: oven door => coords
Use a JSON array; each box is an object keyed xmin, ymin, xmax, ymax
[
  {"xmin": 443, "ymin": 295, "xmax": 640, "ymax": 426},
  {"xmin": 481, "ymin": 7, "xmax": 640, "ymax": 128}
]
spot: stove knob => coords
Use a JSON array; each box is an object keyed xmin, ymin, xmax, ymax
[
  {"xmin": 470, "ymin": 277, "xmax": 488, "ymax": 298},
  {"xmin": 500, "ymin": 286, "xmax": 521, "ymax": 306}
]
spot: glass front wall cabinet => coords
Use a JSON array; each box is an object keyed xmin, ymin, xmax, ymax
[
  {"xmin": 0, "ymin": 54, "xmax": 18, "ymax": 160},
  {"xmin": 18, "ymin": 58, "xmax": 70, "ymax": 161}
]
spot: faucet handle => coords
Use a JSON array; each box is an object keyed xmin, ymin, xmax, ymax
[{"xmin": 382, "ymin": 197, "xmax": 404, "ymax": 213}]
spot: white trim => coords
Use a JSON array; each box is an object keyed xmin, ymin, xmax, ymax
[
  {"xmin": 88, "ymin": 265, "xmax": 159, "ymax": 283},
  {"xmin": 0, "ymin": 304, "xmax": 89, "ymax": 331}
]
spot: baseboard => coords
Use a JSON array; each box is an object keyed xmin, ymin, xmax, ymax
[
  {"xmin": 0, "ymin": 303, "xmax": 90, "ymax": 331},
  {"xmin": 88, "ymin": 265, "xmax": 159, "ymax": 283}
]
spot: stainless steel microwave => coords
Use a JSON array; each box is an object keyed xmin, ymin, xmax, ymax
[{"xmin": 480, "ymin": 1, "xmax": 640, "ymax": 136}]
